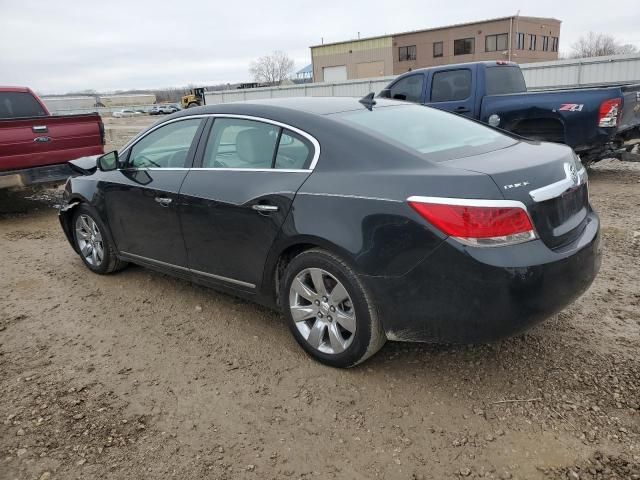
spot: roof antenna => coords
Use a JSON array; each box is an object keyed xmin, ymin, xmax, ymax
[{"xmin": 359, "ymin": 92, "xmax": 376, "ymax": 110}]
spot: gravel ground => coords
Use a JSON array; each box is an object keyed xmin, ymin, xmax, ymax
[{"xmin": 0, "ymin": 118, "xmax": 638, "ymax": 479}]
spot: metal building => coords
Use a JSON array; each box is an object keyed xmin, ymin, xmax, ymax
[{"xmin": 311, "ymin": 15, "xmax": 561, "ymax": 82}]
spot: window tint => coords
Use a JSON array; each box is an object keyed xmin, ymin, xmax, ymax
[
  {"xmin": 129, "ymin": 118, "xmax": 201, "ymax": 169},
  {"xmin": 389, "ymin": 75, "xmax": 424, "ymax": 103},
  {"xmin": 431, "ymin": 69, "xmax": 471, "ymax": 102},
  {"xmin": 454, "ymin": 38, "xmax": 474, "ymax": 55},
  {"xmin": 335, "ymin": 105, "xmax": 515, "ymax": 163},
  {"xmin": 433, "ymin": 41, "xmax": 443, "ymax": 57},
  {"xmin": 484, "ymin": 66, "xmax": 527, "ymax": 95},
  {"xmin": 485, "ymin": 33, "xmax": 508, "ymax": 52},
  {"xmin": 399, "ymin": 45, "xmax": 416, "ymax": 61},
  {"xmin": 0, "ymin": 92, "xmax": 47, "ymax": 119},
  {"xmin": 275, "ymin": 130, "xmax": 312, "ymax": 169},
  {"xmin": 203, "ymin": 118, "xmax": 279, "ymax": 169}
]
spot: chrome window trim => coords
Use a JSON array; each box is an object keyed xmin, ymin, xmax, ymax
[
  {"xmin": 407, "ymin": 196, "xmax": 529, "ymax": 211},
  {"xmin": 120, "ymin": 251, "xmax": 255, "ymax": 289},
  {"xmin": 119, "ymin": 113, "xmax": 320, "ymax": 172}
]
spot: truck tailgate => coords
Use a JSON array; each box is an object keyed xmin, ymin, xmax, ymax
[
  {"xmin": 0, "ymin": 114, "xmax": 104, "ymax": 172},
  {"xmin": 619, "ymin": 84, "xmax": 640, "ymax": 133}
]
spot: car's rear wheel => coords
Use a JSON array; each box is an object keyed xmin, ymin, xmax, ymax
[
  {"xmin": 280, "ymin": 249, "xmax": 385, "ymax": 368},
  {"xmin": 72, "ymin": 205, "xmax": 127, "ymax": 275}
]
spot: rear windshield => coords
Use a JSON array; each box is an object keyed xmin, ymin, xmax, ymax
[
  {"xmin": 484, "ymin": 66, "xmax": 527, "ymax": 95},
  {"xmin": 334, "ymin": 104, "xmax": 516, "ymax": 162},
  {"xmin": 0, "ymin": 92, "xmax": 47, "ymax": 119}
]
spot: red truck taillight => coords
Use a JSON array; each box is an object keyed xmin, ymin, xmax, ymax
[
  {"xmin": 407, "ymin": 196, "xmax": 537, "ymax": 247},
  {"xmin": 598, "ymin": 98, "xmax": 621, "ymax": 128}
]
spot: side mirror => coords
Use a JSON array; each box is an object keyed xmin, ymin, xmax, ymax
[{"xmin": 97, "ymin": 151, "xmax": 119, "ymax": 171}]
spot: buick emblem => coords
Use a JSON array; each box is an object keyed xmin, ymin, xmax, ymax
[{"xmin": 568, "ymin": 163, "xmax": 579, "ymax": 185}]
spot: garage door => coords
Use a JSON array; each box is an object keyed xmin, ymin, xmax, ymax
[
  {"xmin": 323, "ymin": 65, "xmax": 347, "ymax": 82},
  {"xmin": 356, "ymin": 61, "xmax": 385, "ymax": 79}
]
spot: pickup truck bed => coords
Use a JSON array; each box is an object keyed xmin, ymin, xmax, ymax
[{"xmin": 0, "ymin": 87, "xmax": 104, "ymax": 189}]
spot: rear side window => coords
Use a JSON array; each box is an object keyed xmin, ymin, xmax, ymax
[
  {"xmin": 389, "ymin": 75, "xmax": 424, "ymax": 103},
  {"xmin": 431, "ymin": 69, "xmax": 471, "ymax": 102},
  {"xmin": 484, "ymin": 66, "xmax": 527, "ymax": 95},
  {"xmin": 275, "ymin": 130, "xmax": 312, "ymax": 169},
  {"xmin": 203, "ymin": 118, "xmax": 279, "ymax": 169},
  {"xmin": 0, "ymin": 92, "xmax": 47, "ymax": 119}
]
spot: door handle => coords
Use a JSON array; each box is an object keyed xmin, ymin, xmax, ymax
[
  {"xmin": 252, "ymin": 204, "xmax": 279, "ymax": 213},
  {"xmin": 454, "ymin": 106, "xmax": 470, "ymax": 113},
  {"xmin": 155, "ymin": 197, "xmax": 172, "ymax": 207}
]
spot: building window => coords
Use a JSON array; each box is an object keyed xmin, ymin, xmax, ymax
[
  {"xmin": 485, "ymin": 33, "xmax": 509, "ymax": 52},
  {"xmin": 454, "ymin": 38, "xmax": 474, "ymax": 55},
  {"xmin": 528, "ymin": 34, "xmax": 536, "ymax": 50},
  {"xmin": 433, "ymin": 41, "xmax": 443, "ymax": 58},
  {"xmin": 542, "ymin": 36, "xmax": 550, "ymax": 51},
  {"xmin": 516, "ymin": 33, "xmax": 525, "ymax": 50},
  {"xmin": 399, "ymin": 45, "xmax": 416, "ymax": 61},
  {"xmin": 551, "ymin": 36, "xmax": 559, "ymax": 52}
]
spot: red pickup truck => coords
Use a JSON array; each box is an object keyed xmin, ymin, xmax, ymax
[{"xmin": 0, "ymin": 86, "xmax": 104, "ymax": 189}]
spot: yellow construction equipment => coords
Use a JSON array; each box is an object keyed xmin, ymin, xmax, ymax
[{"xmin": 181, "ymin": 87, "xmax": 206, "ymax": 109}]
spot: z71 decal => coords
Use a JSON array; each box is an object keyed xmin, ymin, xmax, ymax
[{"xmin": 559, "ymin": 103, "xmax": 585, "ymax": 112}]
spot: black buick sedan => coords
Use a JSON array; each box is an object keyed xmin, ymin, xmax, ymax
[{"xmin": 59, "ymin": 97, "xmax": 601, "ymax": 367}]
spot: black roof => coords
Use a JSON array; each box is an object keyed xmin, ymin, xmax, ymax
[{"xmin": 181, "ymin": 97, "xmax": 406, "ymax": 117}]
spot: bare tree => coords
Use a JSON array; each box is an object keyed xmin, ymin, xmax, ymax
[
  {"xmin": 570, "ymin": 32, "xmax": 638, "ymax": 58},
  {"xmin": 249, "ymin": 51, "xmax": 295, "ymax": 84}
]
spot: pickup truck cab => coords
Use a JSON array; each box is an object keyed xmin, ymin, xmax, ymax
[
  {"xmin": 379, "ymin": 61, "xmax": 640, "ymax": 164},
  {"xmin": 0, "ymin": 86, "xmax": 105, "ymax": 189}
]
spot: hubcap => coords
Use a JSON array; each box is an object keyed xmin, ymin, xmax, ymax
[
  {"xmin": 289, "ymin": 268, "xmax": 356, "ymax": 355},
  {"xmin": 75, "ymin": 214, "xmax": 104, "ymax": 267}
]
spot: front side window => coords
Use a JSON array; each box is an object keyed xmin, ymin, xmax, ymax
[
  {"xmin": 431, "ymin": 69, "xmax": 471, "ymax": 102},
  {"xmin": 454, "ymin": 38, "xmax": 474, "ymax": 55},
  {"xmin": 389, "ymin": 75, "xmax": 425, "ymax": 103},
  {"xmin": 128, "ymin": 118, "xmax": 202, "ymax": 169},
  {"xmin": 203, "ymin": 118, "xmax": 279, "ymax": 169},
  {"xmin": 399, "ymin": 45, "xmax": 417, "ymax": 61},
  {"xmin": 485, "ymin": 33, "xmax": 509, "ymax": 52},
  {"xmin": 433, "ymin": 41, "xmax": 443, "ymax": 58}
]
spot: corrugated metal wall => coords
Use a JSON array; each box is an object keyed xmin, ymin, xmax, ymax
[{"xmin": 205, "ymin": 53, "xmax": 640, "ymax": 105}]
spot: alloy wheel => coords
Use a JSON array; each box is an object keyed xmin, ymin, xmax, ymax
[
  {"xmin": 289, "ymin": 268, "xmax": 356, "ymax": 354},
  {"xmin": 75, "ymin": 214, "xmax": 104, "ymax": 267}
]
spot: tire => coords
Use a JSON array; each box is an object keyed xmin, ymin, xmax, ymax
[
  {"xmin": 187, "ymin": 103, "xmax": 199, "ymax": 108},
  {"xmin": 280, "ymin": 249, "xmax": 386, "ymax": 368},
  {"xmin": 72, "ymin": 204, "xmax": 127, "ymax": 275}
]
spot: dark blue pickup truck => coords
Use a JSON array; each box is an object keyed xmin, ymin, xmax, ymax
[{"xmin": 379, "ymin": 61, "xmax": 640, "ymax": 164}]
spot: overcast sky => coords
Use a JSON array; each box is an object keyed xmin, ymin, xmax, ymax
[{"xmin": 1, "ymin": 0, "xmax": 639, "ymax": 94}]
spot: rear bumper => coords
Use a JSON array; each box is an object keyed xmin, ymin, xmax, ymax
[
  {"xmin": 364, "ymin": 211, "xmax": 601, "ymax": 343},
  {"xmin": 0, "ymin": 163, "xmax": 75, "ymax": 190}
]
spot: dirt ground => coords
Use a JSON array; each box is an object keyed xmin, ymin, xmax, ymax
[{"xmin": 0, "ymin": 117, "xmax": 639, "ymax": 480}]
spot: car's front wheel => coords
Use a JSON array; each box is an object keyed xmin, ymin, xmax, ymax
[
  {"xmin": 72, "ymin": 205, "xmax": 127, "ymax": 274},
  {"xmin": 280, "ymin": 249, "xmax": 386, "ymax": 368}
]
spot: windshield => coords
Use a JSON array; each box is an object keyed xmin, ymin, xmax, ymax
[
  {"xmin": 485, "ymin": 66, "xmax": 527, "ymax": 95},
  {"xmin": 334, "ymin": 104, "xmax": 516, "ymax": 162}
]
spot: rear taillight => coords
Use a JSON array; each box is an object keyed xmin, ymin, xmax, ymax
[
  {"xmin": 407, "ymin": 196, "xmax": 537, "ymax": 247},
  {"xmin": 598, "ymin": 98, "xmax": 621, "ymax": 128}
]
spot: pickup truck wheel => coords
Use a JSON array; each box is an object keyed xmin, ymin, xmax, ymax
[{"xmin": 72, "ymin": 205, "xmax": 127, "ymax": 274}]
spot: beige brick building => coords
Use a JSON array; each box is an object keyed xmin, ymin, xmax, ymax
[{"xmin": 311, "ymin": 16, "xmax": 561, "ymax": 82}]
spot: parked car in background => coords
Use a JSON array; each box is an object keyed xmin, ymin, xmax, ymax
[
  {"xmin": 380, "ymin": 61, "xmax": 640, "ymax": 164},
  {"xmin": 149, "ymin": 104, "xmax": 180, "ymax": 115},
  {"xmin": 112, "ymin": 109, "xmax": 142, "ymax": 118},
  {"xmin": 58, "ymin": 97, "xmax": 600, "ymax": 367},
  {"xmin": 0, "ymin": 86, "xmax": 104, "ymax": 190}
]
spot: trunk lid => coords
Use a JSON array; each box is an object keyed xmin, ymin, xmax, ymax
[{"xmin": 443, "ymin": 141, "xmax": 589, "ymax": 250}]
